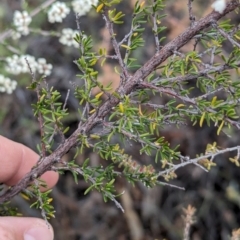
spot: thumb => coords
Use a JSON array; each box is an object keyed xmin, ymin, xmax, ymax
[{"xmin": 0, "ymin": 217, "xmax": 54, "ymax": 240}]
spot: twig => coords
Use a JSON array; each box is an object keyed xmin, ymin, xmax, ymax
[
  {"xmin": 151, "ymin": 61, "xmax": 240, "ymax": 84},
  {"xmin": 182, "ymin": 205, "xmax": 196, "ymax": 240},
  {"xmin": 213, "ymin": 22, "xmax": 240, "ymax": 48},
  {"xmin": 63, "ymin": 89, "xmax": 70, "ymax": 110},
  {"xmin": 187, "ymin": 0, "xmax": 196, "ymax": 27},
  {"xmin": 157, "ymin": 145, "xmax": 240, "ymax": 177},
  {"xmin": 102, "ymin": 8, "xmax": 130, "ymax": 84},
  {"xmin": 25, "ymin": 57, "xmax": 46, "ymax": 157}
]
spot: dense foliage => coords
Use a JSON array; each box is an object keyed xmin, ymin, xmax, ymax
[{"xmin": 1, "ymin": 0, "xmax": 240, "ymax": 239}]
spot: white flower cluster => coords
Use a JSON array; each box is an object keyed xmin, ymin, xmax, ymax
[
  {"xmin": 48, "ymin": 2, "xmax": 70, "ymax": 23},
  {"xmin": 11, "ymin": 31, "xmax": 21, "ymax": 40},
  {"xmin": 72, "ymin": 0, "xmax": 98, "ymax": 16},
  {"xmin": 211, "ymin": 0, "xmax": 226, "ymax": 14},
  {"xmin": 13, "ymin": 11, "xmax": 32, "ymax": 36},
  {"xmin": 0, "ymin": 75, "xmax": 17, "ymax": 94},
  {"xmin": 37, "ymin": 58, "xmax": 53, "ymax": 76},
  {"xmin": 59, "ymin": 28, "xmax": 79, "ymax": 48},
  {"xmin": 5, "ymin": 55, "xmax": 53, "ymax": 76}
]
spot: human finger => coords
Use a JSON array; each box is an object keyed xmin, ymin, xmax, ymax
[
  {"xmin": 0, "ymin": 217, "xmax": 54, "ymax": 240},
  {"xmin": 0, "ymin": 135, "xmax": 58, "ymax": 189}
]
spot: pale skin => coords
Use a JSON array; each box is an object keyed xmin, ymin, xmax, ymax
[{"xmin": 0, "ymin": 135, "xmax": 59, "ymax": 240}]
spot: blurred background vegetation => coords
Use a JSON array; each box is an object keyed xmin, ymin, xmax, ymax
[{"xmin": 1, "ymin": 0, "xmax": 240, "ymax": 239}]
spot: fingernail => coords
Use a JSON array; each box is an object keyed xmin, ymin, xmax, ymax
[{"xmin": 24, "ymin": 226, "xmax": 53, "ymax": 240}]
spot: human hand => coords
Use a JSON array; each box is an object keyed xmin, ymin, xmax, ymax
[{"xmin": 0, "ymin": 135, "xmax": 58, "ymax": 240}]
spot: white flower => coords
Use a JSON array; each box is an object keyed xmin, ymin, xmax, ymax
[
  {"xmin": 6, "ymin": 55, "xmax": 22, "ymax": 75},
  {"xmin": 72, "ymin": 0, "xmax": 98, "ymax": 16},
  {"xmin": 211, "ymin": 0, "xmax": 226, "ymax": 14},
  {"xmin": 0, "ymin": 75, "xmax": 17, "ymax": 94},
  {"xmin": 5, "ymin": 55, "xmax": 53, "ymax": 76},
  {"xmin": 13, "ymin": 11, "xmax": 32, "ymax": 35},
  {"xmin": 11, "ymin": 31, "xmax": 21, "ymax": 40},
  {"xmin": 59, "ymin": 28, "xmax": 79, "ymax": 48},
  {"xmin": 20, "ymin": 55, "xmax": 37, "ymax": 73},
  {"xmin": 37, "ymin": 58, "xmax": 53, "ymax": 76},
  {"xmin": 5, "ymin": 55, "xmax": 37, "ymax": 75},
  {"xmin": 48, "ymin": 2, "xmax": 70, "ymax": 23}
]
